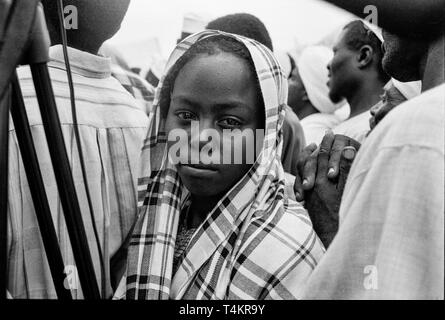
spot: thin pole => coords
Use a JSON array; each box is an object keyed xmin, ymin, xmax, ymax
[
  {"xmin": 9, "ymin": 73, "xmax": 72, "ymax": 300},
  {"xmin": 0, "ymin": 86, "xmax": 10, "ymax": 300},
  {"xmin": 30, "ymin": 64, "xmax": 100, "ymax": 299}
]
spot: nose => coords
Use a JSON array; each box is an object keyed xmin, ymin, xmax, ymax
[
  {"xmin": 189, "ymin": 119, "xmax": 217, "ymax": 150},
  {"xmin": 370, "ymin": 101, "xmax": 383, "ymax": 116}
]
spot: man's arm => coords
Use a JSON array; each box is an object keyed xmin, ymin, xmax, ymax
[{"xmin": 297, "ymin": 133, "xmax": 358, "ymax": 248}]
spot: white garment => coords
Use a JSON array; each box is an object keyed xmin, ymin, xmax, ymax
[
  {"xmin": 333, "ymin": 111, "xmax": 371, "ymax": 143},
  {"xmin": 300, "ymin": 113, "xmax": 341, "ymax": 145},
  {"xmin": 391, "ymin": 79, "xmax": 422, "ymax": 100},
  {"xmin": 301, "ymin": 84, "xmax": 445, "ymax": 299},
  {"xmin": 298, "ymin": 46, "xmax": 345, "ymax": 114}
]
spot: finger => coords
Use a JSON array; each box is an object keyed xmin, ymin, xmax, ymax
[
  {"xmin": 297, "ymin": 143, "xmax": 317, "ymax": 178},
  {"xmin": 369, "ymin": 115, "xmax": 376, "ymax": 131},
  {"xmin": 327, "ymin": 135, "xmax": 350, "ymax": 179},
  {"xmin": 337, "ymin": 146, "xmax": 357, "ymax": 192},
  {"xmin": 316, "ymin": 130, "xmax": 335, "ymax": 183},
  {"xmin": 294, "ymin": 173, "xmax": 304, "ymax": 202},
  {"xmin": 302, "ymin": 147, "xmax": 319, "ymax": 190}
]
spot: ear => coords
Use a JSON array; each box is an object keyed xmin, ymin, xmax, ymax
[{"xmin": 356, "ymin": 45, "xmax": 374, "ymax": 69}]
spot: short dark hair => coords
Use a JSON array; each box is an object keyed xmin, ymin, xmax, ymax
[
  {"xmin": 206, "ymin": 13, "xmax": 273, "ymax": 51},
  {"xmin": 160, "ymin": 35, "xmax": 264, "ymax": 120},
  {"xmin": 343, "ymin": 20, "xmax": 390, "ymax": 83},
  {"xmin": 41, "ymin": 0, "xmax": 130, "ymax": 52}
]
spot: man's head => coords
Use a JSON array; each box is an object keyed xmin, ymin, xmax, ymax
[
  {"xmin": 327, "ymin": 20, "xmax": 390, "ymax": 103},
  {"xmin": 206, "ymin": 13, "xmax": 273, "ymax": 51},
  {"xmin": 41, "ymin": 0, "xmax": 130, "ymax": 54},
  {"xmin": 381, "ymin": 30, "xmax": 430, "ymax": 82}
]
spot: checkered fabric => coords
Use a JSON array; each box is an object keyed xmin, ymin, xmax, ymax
[
  {"xmin": 111, "ymin": 65, "xmax": 155, "ymax": 115},
  {"xmin": 123, "ymin": 31, "xmax": 325, "ymax": 300}
]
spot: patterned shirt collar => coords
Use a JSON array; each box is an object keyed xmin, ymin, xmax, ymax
[{"xmin": 49, "ymin": 45, "xmax": 112, "ymax": 79}]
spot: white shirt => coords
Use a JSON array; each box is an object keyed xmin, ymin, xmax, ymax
[
  {"xmin": 300, "ymin": 113, "xmax": 342, "ymax": 146},
  {"xmin": 301, "ymin": 84, "xmax": 445, "ymax": 299},
  {"xmin": 333, "ymin": 111, "xmax": 371, "ymax": 143}
]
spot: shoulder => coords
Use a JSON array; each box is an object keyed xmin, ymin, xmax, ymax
[
  {"xmin": 365, "ymin": 84, "xmax": 444, "ymax": 154},
  {"xmin": 243, "ymin": 199, "xmax": 324, "ymax": 268},
  {"xmin": 233, "ymin": 201, "xmax": 324, "ymax": 299},
  {"xmin": 345, "ymin": 85, "xmax": 444, "ymax": 190}
]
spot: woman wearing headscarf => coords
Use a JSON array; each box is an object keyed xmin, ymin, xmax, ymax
[
  {"xmin": 114, "ymin": 31, "xmax": 324, "ymax": 300},
  {"xmin": 288, "ymin": 45, "xmax": 345, "ymax": 145}
]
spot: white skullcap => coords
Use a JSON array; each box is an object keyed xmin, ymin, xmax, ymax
[
  {"xmin": 182, "ymin": 13, "xmax": 208, "ymax": 34},
  {"xmin": 362, "ymin": 20, "xmax": 383, "ymax": 42},
  {"xmin": 297, "ymin": 45, "xmax": 345, "ymax": 114},
  {"xmin": 389, "ymin": 79, "xmax": 422, "ymax": 100}
]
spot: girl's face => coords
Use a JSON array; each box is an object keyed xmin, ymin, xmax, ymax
[{"xmin": 165, "ymin": 52, "xmax": 265, "ymax": 198}]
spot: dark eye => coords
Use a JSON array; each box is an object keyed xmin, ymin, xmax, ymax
[
  {"xmin": 176, "ymin": 111, "xmax": 197, "ymax": 121},
  {"xmin": 218, "ymin": 117, "xmax": 243, "ymax": 129}
]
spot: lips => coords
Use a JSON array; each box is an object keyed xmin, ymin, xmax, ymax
[
  {"xmin": 182, "ymin": 163, "xmax": 218, "ymax": 171},
  {"xmin": 179, "ymin": 164, "xmax": 219, "ymax": 177}
]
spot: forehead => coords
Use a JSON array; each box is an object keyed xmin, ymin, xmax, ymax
[
  {"xmin": 172, "ymin": 52, "xmax": 259, "ymax": 107},
  {"xmin": 333, "ymin": 29, "xmax": 350, "ymax": 50}
]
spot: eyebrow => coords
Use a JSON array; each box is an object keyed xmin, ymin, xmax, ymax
[{"xmin": 171, "ymin": 96, "xmax": 255, "ymax": 113}]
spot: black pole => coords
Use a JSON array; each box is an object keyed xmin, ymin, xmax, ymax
[
  {"xmin": 0, "ymin": 86, "xmax": 10, "ymax": 300},
  {"xmin": 30, "ymin": 64, "xmax": 101, "ymax": 299},
  {"xmin": 9, "ymin": 73, "xmax": 72, "ymax": 300}
]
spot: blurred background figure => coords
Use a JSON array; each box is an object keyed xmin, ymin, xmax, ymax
[
  {"xmin": 178, "ymin": 12, "xmax": 210, "ymax": 43},
  {"xmin": 99, "ymin": 43, "xmax": 132, "ymax": 71},
  {"xmin": 207, "ymin": 13, "xmax": 273, "ymax": 50},
  {"xmin": 329, "ymin": 20, "xmax": 390, "ymax": 143},
  {"xmin": 369, "ymin": 79, "xmax": 421, "ymax": 131},
  {"xmin": 99, "ymin": 43, "xmax": 155, "ymax": 115},
  {"xmin": 288, "ymin": 45, "xmax": 345, "ymax": 145},
  {"xmin": 275, "ymin": 51, "xmax": 295, "ymax": 79}
]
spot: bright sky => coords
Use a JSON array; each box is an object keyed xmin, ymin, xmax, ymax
[{"xmin": 108, "ymin": 0, "xmax": 354, "ymax": 68}]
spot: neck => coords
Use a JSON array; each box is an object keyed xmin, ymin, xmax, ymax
[
  {"xmin": 420, "ymin": 33, "xmax": 445, "ymax": 92},
  {"xmin": 188, "ymin": 193, "xmax": 224, "ymax": 228},
  {"xmin": 296, "ymin": 102, "xmax": 319, "ymax": 120},
  {"xmin": 347, "ymin": 78, "xmax": 386, "ymax": 117}
]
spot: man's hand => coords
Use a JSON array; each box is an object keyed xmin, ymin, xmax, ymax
[
  {"xmin": 294, "ymin": 132, "xmax": 361, "ymax": 201},
  {"xmin": 294, "ymin": 131, "xmax": 360, "ymax": 247}
]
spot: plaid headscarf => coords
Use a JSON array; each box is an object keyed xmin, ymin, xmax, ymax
[{"xmin": 123, "ymin": 31, "xmax": 324, "ymax": 300}]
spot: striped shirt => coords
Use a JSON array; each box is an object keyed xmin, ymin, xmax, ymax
[{"xmin": 7, "ymin": 45, "xmax": 149, "ymax": 299}]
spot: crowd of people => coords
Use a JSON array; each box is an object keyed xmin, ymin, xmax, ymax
[{"xmin": 4, "ymin": 0, "xmax": 444, "ymax": 299}]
